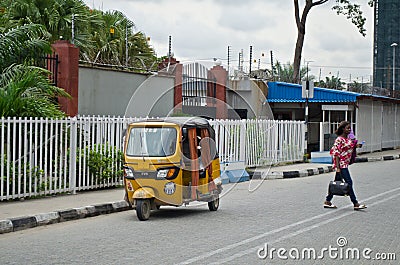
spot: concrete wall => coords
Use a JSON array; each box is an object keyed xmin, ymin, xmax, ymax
[
  {"xmin": 78, "ymin": 66, "xmax": 174, "ymax": 117},
  {"xmin": 227, "ymin": 79, "xmax": 274, "ymax": 119},
  {"xmin": 357, "ymin": 99, "xmax": 400, "ymax": 152}
]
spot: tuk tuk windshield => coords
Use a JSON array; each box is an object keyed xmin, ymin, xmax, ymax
[{"xmin": 126, "ymin": 127, "xmax": 177, "ymax": 157}]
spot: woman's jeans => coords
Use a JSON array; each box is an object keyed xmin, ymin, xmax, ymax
[{"xmin": 326, "ymin": 168, "xmax": 358, "ymax": 204}]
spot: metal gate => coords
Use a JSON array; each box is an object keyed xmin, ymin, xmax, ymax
[{"xmin": 182, "ymin": 62, "xmax": 217, "ymax": 106}]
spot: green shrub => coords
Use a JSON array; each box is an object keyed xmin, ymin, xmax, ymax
[{"xmin": 78, "ymin": 143, "xmax": 123, "ymax": 182}]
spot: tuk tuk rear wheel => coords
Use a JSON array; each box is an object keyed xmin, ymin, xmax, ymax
[
  {"xmin": 208, "ymin": 196, "xmax": 219, "ymax": 211},
  {"xmin": 136, "ymin": 199, "xmax": 151, "ymax": 221}
]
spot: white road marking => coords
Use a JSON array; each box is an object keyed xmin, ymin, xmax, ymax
[
  {"xmin": 211, "ymin": 192, "xmax": 400, "ymax": 264},
  {"xmin": 177, "ymin": 186, "xmax": 400, "ymax": 265}
]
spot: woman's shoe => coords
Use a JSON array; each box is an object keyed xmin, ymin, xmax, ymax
[
  {"xmin": 354, "ymin": 203, "xmax": 367, "ymax": 210},
  {"xmin": 324, "ymin": 201, "xmax": 337, "ymax": 208}
]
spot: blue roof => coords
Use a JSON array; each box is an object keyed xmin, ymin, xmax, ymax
[{"xmin": 267, "ymin": 82, "xmax": 360, "ymax": 103}]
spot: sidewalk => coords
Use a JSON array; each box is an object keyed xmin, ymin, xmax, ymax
[{"xmin": 1, "ymin": 149, "xmax": 399, "ymax": 234}]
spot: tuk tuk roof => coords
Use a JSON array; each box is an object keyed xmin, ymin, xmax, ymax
[{"xmin": 130, "ymin": 117, "xmax": 212, "ymax": 129}]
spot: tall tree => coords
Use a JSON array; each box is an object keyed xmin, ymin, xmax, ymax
[{"xmin": 293, "ymin": 0, "xmax": 374, "ymax": 84}]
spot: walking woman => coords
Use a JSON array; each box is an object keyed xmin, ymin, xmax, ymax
[{"xmin": 324, "ymin": 121, "xmax": 367, "ymax": 210}]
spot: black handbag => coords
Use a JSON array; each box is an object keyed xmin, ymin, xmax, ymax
[{"xmin": 328, "ymin": 172, "xmax": 349, "ymax": 196}]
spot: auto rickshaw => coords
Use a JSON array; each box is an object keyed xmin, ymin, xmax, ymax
[{"xmin": 123, "ymin": 117, "xmax": 222, "ymax": 221}]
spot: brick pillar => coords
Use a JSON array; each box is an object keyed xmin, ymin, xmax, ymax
[
  {"xmin": 158, "ymin": 57, "xmax": 183, "ymax": 110},
  {"xmin": 174, "ymin": 63, "xmax": 183, "ymax": 107},
  {"xmin": 52, "ymin": 40, "xmax": 79, "ymax": 117},
  {"xmin": 209, "ymin": 64, "xmax": 228, "ymax": 119}
]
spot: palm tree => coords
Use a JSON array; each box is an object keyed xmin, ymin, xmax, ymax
[
  {"xmin": 0, "ymin": 24, "xmax": 70, "ymax": 117},
  {"xmin": 1, "ymin": 0, "xmax": 99, "ymax": 42},
  {"xmin": 0, "ymin": 65, "xmax": 70, "ymax": 117},
  {"xmin": 274, "ymin": 61, "xmax": 314, "ymax": 83},
  {"xmin": 0, "ymin": 0, "xmax": 158, "ymax": 71},
  {"xmin": 84, "ymin": 9, "xmax": 158, "ymax": 71},
  {"xmin": 85, "ymin": 9, "xmax": 133, "ymax": 65},
  {"xmin": 347, "ymin": 81, "xmax": 370, "ymax": 93},
  {"xmin": 316, "ymin": 76, "xmax": 344, "ymax": 90}
]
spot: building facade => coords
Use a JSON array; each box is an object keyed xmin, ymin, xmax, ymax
[{"xmin": 373, "ymin": 0, "xmax": 400, "ymax": 92}]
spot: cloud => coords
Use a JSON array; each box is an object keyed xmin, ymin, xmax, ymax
[{"xmin": 83, "ymin": 0, "xmax": 374, "ymax": 82}]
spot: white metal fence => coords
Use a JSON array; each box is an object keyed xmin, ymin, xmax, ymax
[
  {"xmin": 211, "ymin": 119, "xmax": 305, "ymax": 167},
  {"xmin": 1, "ymin": 117, "xmax": 305, "ymax": 200}
]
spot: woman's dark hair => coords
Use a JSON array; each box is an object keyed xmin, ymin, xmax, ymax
[{"xmin": 335, "ymin": 121, "xmax": 350, "ymax": 136}]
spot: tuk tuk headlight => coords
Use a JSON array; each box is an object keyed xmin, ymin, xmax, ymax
[
  {"xmin": 124, "ymin": 166, "xmax": 135, "ymax": 179},
  {"xmin": 157, "ymin": 167, "xmax": 179, "ymax": 180},
  {"xmin": 157, "ymin": 169, "xmax": 169, "ymax": 179}
]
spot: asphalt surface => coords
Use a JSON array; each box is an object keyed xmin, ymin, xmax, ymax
[{"xmin": 1, "ymin": 149, "xmax": 399, "ymax": 234}]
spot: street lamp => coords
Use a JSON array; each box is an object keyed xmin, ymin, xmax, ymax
[{"xmin": 391, "ymin": 42, "xmax": 397, "ymax": 94}]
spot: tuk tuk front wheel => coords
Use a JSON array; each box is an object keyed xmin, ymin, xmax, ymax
[
  {"xmin": 136, "ymin": 199, "xmax": 151, "ymax": 221},
  {"xmin": 208, "ymin": 196, "xmax": 219, "ymax": 211}
]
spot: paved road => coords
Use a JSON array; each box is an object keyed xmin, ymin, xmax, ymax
[{"xmin": 1, "ymin": 160, "xmax": 399, "ymax": 265}]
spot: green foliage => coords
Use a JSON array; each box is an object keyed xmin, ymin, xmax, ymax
[
  {"xmin": 316, "ymin": 75, "xmax": 345, "ymax": 90},
  {"xmin": 347, "ymin": 81, "xmax": 370, "ymax": 93},
  {"xmin": 0, "ymin": 0, "xmax": 97, "ymax": 43},
  {"xmin": 0, "ymin": 0, "xmax": 159, "ymax": 71},
  {"xmin": 0, "ymin": 65, "xmax": 70, "ymax": 117},
  {"xmin": 77, "ymin": 143, "xmax": 123, "ymax": 182},
  {"xmin": 332, "ymin": 0, "xmax": 371, "ymax": 37},
  {"xmin": 273, "ymin": 61, "xmax": 315, "ymax": 83},
  {"xmin": 0, "ymin": 24, "xmax": 51, "ymax": 71},
  {"xmin": 83, "ymin": 9, "xmax": 158, "ymax": 71},
  {"xmin": 0, "ymin": 23, "xmax": 70, "ymax": 117},
  {"xmin": 1, "ymin": 154, "xmax": 46, "ymax": 194}
]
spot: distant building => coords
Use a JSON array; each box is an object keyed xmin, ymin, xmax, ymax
[
  {"xmin": 373, "ymin": 0, "xmax": 400, "ymax": 91},
  {"xmin": 266, "ymin": 82, "xmax": 400, "ymax": 153}
]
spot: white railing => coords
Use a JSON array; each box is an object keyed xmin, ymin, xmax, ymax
[
  {"xmin": 211, "ymin": 119, "xmax": 305, "ymax": 167},
  {"xmin": 1, "ymin": 117, "xmax": 305, "ymax": 200}
]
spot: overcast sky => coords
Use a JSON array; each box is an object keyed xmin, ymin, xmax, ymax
[{"xmin": 83, "ymin": 0, "xmax": 374, "ymax": 84}]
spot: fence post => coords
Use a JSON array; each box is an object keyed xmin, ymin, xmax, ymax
[
  {"xmin": 69, "ymin": 117, "xmax": 77, "ymax": 194},
  {"xmin": 319, "ymin": 122, "xmax": 324, "ymax": 152},
  {"xmin": 239, "ymin": 120, "xmax": 246, "ymax": 164}
]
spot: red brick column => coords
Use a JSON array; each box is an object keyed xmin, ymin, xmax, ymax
[
  {"xmin": 52, "ymin": 40, "xmax": 79, "ymax": 117},
  {"xmin": 174, "ymin": 63, "xmax": 183, "ymax": 107},
  {"xmin": 209, "ymin": 65, "xmax": 228, "ymax": 119}
]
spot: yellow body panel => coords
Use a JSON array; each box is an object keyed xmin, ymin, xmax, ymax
[{"xmin": 133, "ymin": 187, "xmax": 156, "ymax": 199}]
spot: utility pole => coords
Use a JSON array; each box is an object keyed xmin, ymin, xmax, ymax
[
  {"xmin": 270, "ymin": 51, "xmax": 274, "ymax": 80},
  {"xmin": 168, "ymin": 36, "xmax": 172, "ymax": 62},
  {"xmin": 227, "ymin": 46, "xmax": 231, "ymax": 77},
  {"xmin": 249, "ymin": 45, "xmax": 253, "ymax": 76},
  {"xmin": 391, "ymin": 43, "xmax": 397, "ymax": 96}
]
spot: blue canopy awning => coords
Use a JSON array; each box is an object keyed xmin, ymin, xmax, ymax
[{"xmin": 267, "ymin": 82, "xmax": 360, "ymax": 103}]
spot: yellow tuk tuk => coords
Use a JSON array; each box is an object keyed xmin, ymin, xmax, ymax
[{"xmin": 123, "ymin": 117, "xmax": 222, "ymax": 221}]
